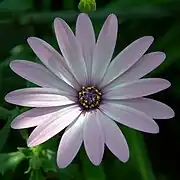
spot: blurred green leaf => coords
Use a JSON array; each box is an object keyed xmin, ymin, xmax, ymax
[
  {"xmin": 80, "ymin": 147, "xmax": 106, "ymax": 180},
  {"xmin": 122, "ymin": 127, "xmax": 156, "ymax": 180},
  {"xmin": 0, "ymin": 107, "xmax": 10, "ymax": 120},
  {"xmin": 29, "ymin": 170, "xmax": 44, "ymax": 180},
  {"xmin": 0, "ymin": 151, "xmax": 25, "ymax": 174},
  {"xmin": 0, "ymin": 119, "xmax": 11, "ymax": 152},
  {"xmin": 19, "ymin": 129, "xmax": 29, "ymax": 140},
  {"xmin": 0, "ymin": 45, "xmax": 34, "ymax": 106},
  {"xmin": 57, "ymin": 164, "xmax": 82, "ymax": 180},
  {"xmin": 17, "ymin": 147, "xmax": 33, "ymax": 158},
  {"xmin": 29, "ymin": 156, "xmax": 42, "ymax": 170},
  {"xmin": 149, "ymin": 23, "xmax": 180, "ymax": 76},
  {"xmin": 1, "ymin": 171, "xmax": 13, "ymax": 180},
  {"xmin": 104, "ymin": 127, "xmax": 155, "ymax": 180},
  {"xmin": 42, "ymin": 0, "xmax": 51, "ymax": 10},
  {"xmin": 63, "ymin": 0, "xmax": 75, "ymax": 10},
  {"xmin": 41, "ymin": 158, "xmax": 57, "ymax": 173},
  {"xmin": 0, "ymin": 0, "xmax": 33, "ymax": 12}
]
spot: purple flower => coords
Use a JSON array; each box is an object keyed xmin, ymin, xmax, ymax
[{"xmin": 5, "ymin": 13, "xmax": 174, "ymax": 168}]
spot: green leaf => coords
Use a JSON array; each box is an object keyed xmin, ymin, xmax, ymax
[
  {"xmin": 29, "ymin": 156, "xmax": 42, "ymax": 170},
  {"xmin": 42, "ymin": 0, "xmax": 51, "ymax": 10},
  {"xmin": 0, "ymin": 0, "xmax": 33, "ymax": 12},
  {"xmin": 0, "ymin": 119, "xmax": 11, "ymax": 152},
  {"xmin": 41, "ymin": 158, "xmax": 57, "ymax": 173},
  {"xmin": 62, "ymin": 0, "xmax": 75, "ymax": 10},
  {"xmin": 104, "ymin": 127, "xmax": 155, "ymax": 180},
  {"xmin": 57, "ymin": 164, "xmax": 82, "ymax": 180},
  {"xmin": 122, "ymin": 127, "xmax": 156, "ymax": 180},
  {"xmin": 0, "ymin": 107, "xmax": 10, "ymax": 120},
  {"xmin": 0, "ymin": 151, "xmax": 25, "ymax": 174},
  {"xmin": 17, "ymin": 147, "xmax": 34, "ymax": 158},
  {"xmin": 19, "ymin": 129, "xmax": 29, "ymax": 140},
  {"xmin": 149, "ymin": 23, "xmax": 180, "ymax": 77},
  {"xmin": 29, "ymin": 170, "xmax": 44, "ymax": 180},
  {"xmin": 80, "ymin": 147, "xmax": 106, "ymax": 180}
]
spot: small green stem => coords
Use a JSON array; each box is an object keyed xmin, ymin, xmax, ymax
[{"xmin": 20, "ymin": 129, "xmax": 29, "ymax": 140}]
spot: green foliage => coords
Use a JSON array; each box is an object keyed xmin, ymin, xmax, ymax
[
  {"xmin": 29, "ymin": 170, "xmax": 44, "ymax": 180},
  {"xmin": 0, "ymin": 0, "xmax": 33, "ymax": 12},
  {"xmin": 0, "ymin": 107, "xmax": 10, "ymax": 120},
  {"xmin": 0, "ymin": 151, "xmax": 25, "ymax": 174},
  {"xmin": 80, "ymin": 148, "xmax": 106, "ymax": 180},
  {"xmin": 0, "ymin": 119, "xmax": 11, "ymax": 152}
]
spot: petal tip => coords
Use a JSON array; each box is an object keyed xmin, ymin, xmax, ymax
[
  {"xmin": 142, "ymin": 36, "xmax": 154, "ymax": 43},
  {"xmin": 152, "ymin": 124, "xmax": 160, "ymax": 134},
  {"xmin": 168, "ymin": 108, "xmax": 175, "ymax": 119},
  {"xmin": 27, "ymin": 138, "xmax": 35, "ymax": 148},
  {"xmin": 92, "ymin": 160, "xmax": 101, "ymax": 166},
  {"xmin": 27, "ymin": 37, "xmax": 34, "ymax": 43},
  {"xmin": 4, "ymin": 93, "xmax": 10, "ymax": 103},
  {"xmin": 10, "ymin": 121, "xmax": 18, "ymax": 129},
  {"xmin": 160, "ymin": 52, "xmax": 166, "ymax": 59},
  {"xmin": 108, "ymin": 13, "xmax": 117, "ymax": 19},
  {"xmin": 54, "ymin": 17, "xmax": 62, "ymax": 26},
  {"xmin": 57, "ymin": 161, "xmax": 68, "ymax": 169},
  {"xmin": 121, "ymin": 155, "xmax": 129, "ymax": 163}
]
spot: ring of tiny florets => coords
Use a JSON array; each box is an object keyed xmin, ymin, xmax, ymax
[{"xmin": 78, "ymin": 86, "xmax": 102, "ymax": 110}]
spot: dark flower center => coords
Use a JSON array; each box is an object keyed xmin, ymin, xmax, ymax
[{"xmin": 78, "ymin": 86, "xmax": 102, "ymax": 110}]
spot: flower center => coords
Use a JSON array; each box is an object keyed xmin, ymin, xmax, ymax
[{"xmin": 78, "ymin": 86, "xmax": 102, "ymax": 110}]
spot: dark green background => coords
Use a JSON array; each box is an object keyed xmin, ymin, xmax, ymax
[{"xmin": 0, "ymin": 0, "xmax": 179, "ymax": 180}]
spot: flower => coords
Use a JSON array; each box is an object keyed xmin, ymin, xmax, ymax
[{"xmin": 5, "ymin": 13, "xmax": 174, "ymax": 168}]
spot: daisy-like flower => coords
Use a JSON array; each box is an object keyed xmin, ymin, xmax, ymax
[{"xmin": 5, "ymin": 13, "xmax": 174, "ymax": 168}]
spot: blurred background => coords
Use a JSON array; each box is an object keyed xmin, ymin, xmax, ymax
[{"xmin": 0, "ymin": 0, "xmax": 180, "ymax": 180}]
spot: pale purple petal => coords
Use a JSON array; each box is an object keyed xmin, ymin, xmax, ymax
[
  {"xmin": 27, "ymin": 37, "xmax": 79, "ymax": 89},
  {"xmin": 100, "ymin": 102, "xmax": 159, "ymax": 133},
  {"xmin": 83, "ymin": 111, "xmax": 104, "ymax": 165},
  {"xmin": 91, "ymin": 14, "xmax": 118, "ymax": 85},
  {"xmin": 99, "ymin": 111, "xmax": 129, "ymax": 162},
  {"xmin": 5, "ymin": 88, "xmax": 75, "ymax": 107},
  {"xmin": 76, "ymin": 13, "xmax": 95, "ymax": 83},
  {"xmin": 10, "ymin": 60, "xmax": 76, "ymax": 95},
  {"xmin": 54, "ymin": 18, "xmax": 87, "ymax": 85},
  {"xmin": 11, "ymin": 106, "xmax": 67, "ymax": 129},
  {"xmin": 103, "ymin": 52, "xmax": 165, "ymax": 90},
  {"xmin": 57, "ymin": 113, "xmax": 85, "ymax": 168},
  {"xmin": 103, "ymin": 78, "xmax": 170, "ymax": 99},
  {"xmin": 100, "ymin": 36, "xmax": 154, "ymax": 88},
  {"xmin": 109, "ymin": 98, "xmax": 174, "ymax": 119},
  {"xmin": 27, "ymin": 105, "xmax": 81, "ymax": 147}
]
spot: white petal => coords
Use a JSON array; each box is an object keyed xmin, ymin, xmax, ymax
[
  {"xmin": 103, "ymin": 78, "xmax": 170, "ymax": 99},
  {"xmin": 11, "ymin": 107, "xmax": 67, "ymax": 129},
  {"xmin": 27, "ymin": 37, "xmax": 79, "ymax": 89},
  {"xmin": 76, "ymin": 13, "xmax": 95, "ymax": 83},
  {"xmin": 5, "ymin": 88, "xmax": 75, "ymax": 107},
  {"xmin": 91, "ymin": 14, "xmax": 118, "ymax": 85},
  {"xmin": 57, "ymin": 113, "xmax": 85, "ymax": 168},
  {"xmin": 100, "ymin": 36, "xmax": 154, "ymax": 88},
  {"xmin": 99, "ymin": 112, "xmax": 129, "ymax": 162},
  {"xmin": 54, "ymin": 18, "xmax": 87, "ymax": 85},
  {"xmin": 27, "ymin": 105, "xmax": 81, "ymax": 147},
  {"xmin": 10, "ymin": 60, "xmax": 76, "ymax": 95},
  {"xmin": 100, "ymin": 102, "xmax": 159, "ymax": 133},
  {"xmin": 103, "ymin": 52, "xmax": 165, "ymax": 90},
  {"xmin": 83, "ymin": 110, "xmax": 104, "ymax": 165},
  {"xmin": 109, "ymin": 98, "xmax": 174, "ymax": 119}
]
